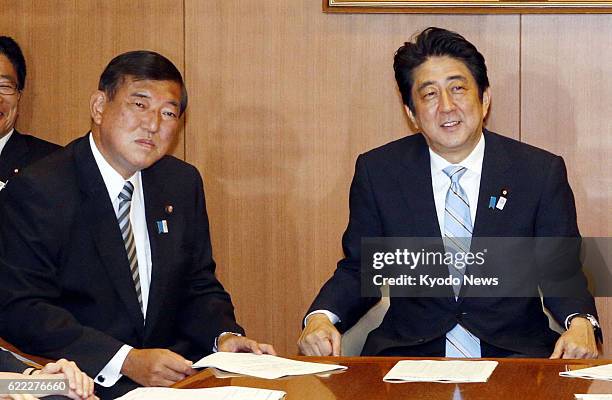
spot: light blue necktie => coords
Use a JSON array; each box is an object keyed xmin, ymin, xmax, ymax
[{"xmin": 443, "ymin": 166, "xmax": 481, "ymax": 358}]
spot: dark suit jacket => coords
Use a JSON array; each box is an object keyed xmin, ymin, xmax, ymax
[
  {"xmin": 0, "ymin": 134, "xmax": 243, "ymax": 397},
  {"xmin": 0, "ymin": 349, "xmax": 26, "ymax": 373},
  {"xmin": 0, "ymin": 130, "xmax": 60, "ymax": 183},
  {"xmin": 307, "ymin": 130, "xmax": 597, "ymax": 357}
]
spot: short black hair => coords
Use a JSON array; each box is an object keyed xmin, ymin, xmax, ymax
[
  {"xmin": 0, "ymin": 36, "xmax": 26, "ymax": 91},
  {"xmin": 394, "ymin": 27, "xmax": 489, "ymax": 113},
  {"xmin": 98, "ymin": 50, "xmax": 188, "ymax": 116}
]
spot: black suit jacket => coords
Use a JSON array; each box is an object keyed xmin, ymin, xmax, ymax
[
  {"xmin": 0, "ymin": 134, "xmax": 243, "ymax": 397},
  {"xmin": 307, "ymin": 130, "xmax": 597, "ymax": 357},
  {"xmin": 0, "ymin": 349, "xmax": 26, "ymax": 373},
  {"xmin": 0, "ymin": 130, "xmax": 60, "ymax": 183}
]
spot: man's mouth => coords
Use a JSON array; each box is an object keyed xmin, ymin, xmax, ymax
[
  {"xmin": 441, "ymin": 120, "xmax": 460, "ymax": 127},
  {"xmin": 135, "ymin": 139, "xmax": 155, "ymax": 148}
]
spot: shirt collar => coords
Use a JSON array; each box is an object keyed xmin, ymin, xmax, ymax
[
  {"xmin": 0, "ymin": 128, "xmax": 15, "ymax": 157},
  {"xmin": 89, "ymin": 132, "xmax": 140, "ymax": 202},
  {"xmin": 429, "ymin": 133, "xmax": 485, "ymax": 176}
]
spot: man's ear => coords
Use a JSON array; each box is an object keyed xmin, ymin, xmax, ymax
[
  {"xmin": 90, "ymin": 91, "xmax": 107, "ymax": 125},
  {"xmin": 404, "ymin": 105, "xmax": 418, "ymax": 129},
  {"xmin": 482, "ymin": 88, "xmax": 491, "ymax": 119}
]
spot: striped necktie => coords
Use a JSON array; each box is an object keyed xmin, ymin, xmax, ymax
[
  {"xmin": 442, "ymin": 166, "xmax": 481, "ymax": 358},
  {"xmin": 117, "ymin": 182, "xmax": 143, "ymax": 314}
]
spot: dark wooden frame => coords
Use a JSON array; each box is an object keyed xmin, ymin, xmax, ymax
[{"xmin": 324, "ymin": 0, "xmax": 612, "ymax": 14}]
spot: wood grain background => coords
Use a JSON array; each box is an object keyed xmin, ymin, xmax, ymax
[{"xmin": 1, "ymin": 1, "xmax": 610, "ymax": 357}]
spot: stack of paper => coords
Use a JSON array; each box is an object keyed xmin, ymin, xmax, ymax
[
  {"xmin": 383, "ymin": 360, "xmax": 498, "ymax": 383},
  {"xmin": 115, "ymin": 386, "xmax": 286, "ymax": 400},
  {"xmin": 561, "ymin": 364, "xmax": 612, "ymax": 381},
  {"xmin": 575, "ymin": 395, "xmax": 612, "ymax": 400},
  {"xmin": 193, "ymin": 352, "xmax": 347, "ymax": 379}
]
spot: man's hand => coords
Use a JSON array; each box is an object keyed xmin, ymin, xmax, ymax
[
  {"xmin": 298, "ymin": 313, "xmax": 341, "ymax": 356},
  {"xmin": 0, "ymin": 395, "xmax": 38, "ymax": 400},
  {"xmin": 550, "ymin": 317, "xmax": 598, "ymax": 359},
  {"xmin": 217, "ymin": 334, "xmax": 277, "ymax": 355},
  {"xmin": 36, "ymin": 358, "xmax": 96, "ymax": 400},
  {"xmin": 121, "ymin": 348, "xmax": 196, "ymax": 387}
]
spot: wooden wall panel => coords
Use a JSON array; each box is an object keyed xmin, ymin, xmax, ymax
[
  {"xmin": 521, "ymin": 15, "xmax": 612, "ymax": 355},
  {"xmin": 0, "ymin": 0, "xmax": 185, "ymax": 158},
  {"xmin": 185, "ymin": 0, "xmax": 520, "ymax": 355}
]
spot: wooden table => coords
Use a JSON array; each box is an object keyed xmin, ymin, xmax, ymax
[{"xmin": 174, "ymin": 356, "xmax": 612, "ymax": 399}]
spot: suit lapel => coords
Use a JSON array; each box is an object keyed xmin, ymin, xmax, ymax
[
  {"xmin": 73, "ymin": 135, "xmax": 145, "ymax": 331},
  {"xmin": 0, "ymin": 131, "xmax": 28, "ymax": 181},
  {"xmin": 396, "ymin": 134, "xmax": 442, "ymax": 238},
  {"xmin": 458, "ymin": 131, "xmax": 513, "ymax": 300},
  {"xmin": 472, "ymin": 131, "xmax": 513, "ymax": 237},
  {"xmin": 141, "ymin": 164, "xmax": 172, "ymax": 337}
]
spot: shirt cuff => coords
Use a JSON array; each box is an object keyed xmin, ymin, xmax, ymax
[
  {"xmin": 95, "ymin": 344, "xmax": 132, "ymax": 387},
  {"xmin": 304, "ymin": 310, "xmax": 341, "ymax": 327},
  {"xmin": 564, "ymin": 313, "xmax": 579, "ymax": 330},
  {"xmin": 213, "ymin": 332, "xmax": 243, "ymax": 352}
]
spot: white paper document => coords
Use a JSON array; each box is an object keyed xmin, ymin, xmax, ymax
[
  {"xmin": 575, "ymin": 395, "xmax": 612, "ymax": 400},
  {"xmin": 561, "ymin": 364, "xmax": 612, "ymax": 381},
  {"xmin": 114, "ymin": 386, "xmax": 286, "ymax": 400},
  {"xmin": 192, "ymin": 352, "xmax": 347, "ymax": 379},
  {"xmin": 383, "ymin": 360, "xmax": 498, "ymax": 383}
]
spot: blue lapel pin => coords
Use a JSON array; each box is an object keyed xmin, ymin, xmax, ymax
[
  {"xmin": 488, "ymin": 196, "xmax": 497, "ymax": 209},
  {"xmin": 156, "ymin": 220, "xmax": 169, "ymax": 234}
]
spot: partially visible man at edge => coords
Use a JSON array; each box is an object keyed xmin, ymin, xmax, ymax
[
  {"xmin": 0, "ymin": 35, "xmax": 94, "ymax": 400},
  {"xmin": 298, "ymin": 27, "xmax": 600, "ymax": 360},
  {"xmin": 0, "ymin": 50, "xmax": 275, "ymax": 399},
  {"xmin": 0, "ymin": 36, "xmax": 60, "ymax": 189}
]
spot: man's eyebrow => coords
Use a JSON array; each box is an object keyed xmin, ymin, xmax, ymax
[
  {"xmin": 0, "ymin": 75, "xmax": 16, "ymax": 83},
  {"xmin": 130, "ymin": 92, "xmax": 179, "ymax": 108},
  {"xmin": 416, "ymin": 75, "xmax": 469, "ymax": 92},
  {"xmin": 130, "ymin": 92, "xmax": 151, "ymax": 99},
  {"xmin": 165, "ymin": 99, "xmax": 179, "ymax": 108},
  {"xmin": 417, "ymin": 81, "xmax": 436, "ymax": 92},
  {"xmin": 447, "ymin": 75, "xmax": 468, "ymax": 83}
]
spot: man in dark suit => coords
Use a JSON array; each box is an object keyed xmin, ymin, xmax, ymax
[
  {"xmin": 298, "ymin": 27, "xmax": 599, "ymax": 359},
  {"xmin": 0, "ymin": 36, "xmax": 60, "ymax": 187},
  {"xmin": 0, "ymin": 50, "xmax": 274, "ymax": 399}
]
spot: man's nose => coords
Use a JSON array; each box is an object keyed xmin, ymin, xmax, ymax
[
  {"xmin": 439, "ymin": 90, "xmax": 456, "ymax": 113},
  {"xmin": 142, "ymin": 110, "xmax": 161, "ymax": 132}
]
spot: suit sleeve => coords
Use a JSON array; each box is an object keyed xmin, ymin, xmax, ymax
[
  {"xmin": 536, "ymin": 156, "xmax": 598, "ymax": 326},
  {"xmin": 174, "ymin": 167, "xmax": 244, "ymax": 359},
  {"xmin": 305, "ymin": 155, "xmax": 382, "ymax": 333},
  {"xmin": 0, "ymin": 175, "xmax": 124, "ymax": 376},
  {"xmin": 0, "ymin": 350, "xmax": 26, "ymax": 373}
]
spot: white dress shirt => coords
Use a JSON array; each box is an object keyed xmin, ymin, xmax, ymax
[
  {"xmin": 0, "ymin": 128, "xmax": 14, "ymax": 157},
  {"xmin": 88, "ymin": 133, "xmax": 152, "ymax": 387},
  {"xmin": 0, "ymin": 128, "xmax": 14, "ymax": 190}
]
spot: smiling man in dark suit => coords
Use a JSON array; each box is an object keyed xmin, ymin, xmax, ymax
[
  {"xmin": 298, "ymin": 27, "xmax": 599, "ymax": 359},
  {"xmin": 0, "ymin": 36, "xmax": 60, "ymax": 189},
  {"xmin": 0, "ymin": 50, "xmax": 274, "ymax": 399}
]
